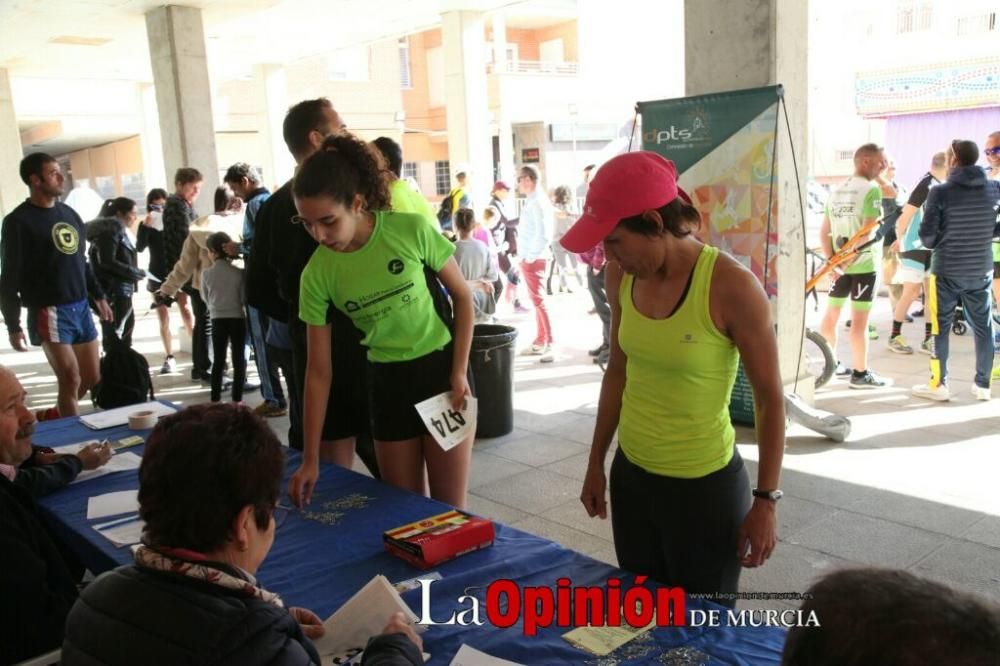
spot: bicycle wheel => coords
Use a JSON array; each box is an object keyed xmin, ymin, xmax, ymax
[{"xmin": 804, "ymin": 328, "xmax": 836, "ymax": 389}]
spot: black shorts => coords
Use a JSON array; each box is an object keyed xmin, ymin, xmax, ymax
[
  {"xmin": 290, "ymin": 308, "xmax": 370, "ymax": 441},
  {"xmin": 368, "ymin": 344, "xmax": 454, "ymax": 441},
  {"xmin": 829, "ymin": 272, "xmax": 878, "ymax": 305}
]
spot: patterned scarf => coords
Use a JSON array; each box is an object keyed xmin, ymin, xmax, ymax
[{"xmin": 134, "ymin": 544, "xmax": 283, "ymax": 608}]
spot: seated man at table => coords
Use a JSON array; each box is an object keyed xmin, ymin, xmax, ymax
[
  {"xmin": 0, "ymin": 365, "xmax": 87, "ymax": 664},
  {"xmin": 62, "ymin": 403, "xmax": 423, "ymax": 666},
  {"xmin": 782, "ymin": 567, "xmax": 1000, "ymax": 665},
  {"xmin": 1, "ymin": 440, "xmax": 112, "ymax": 497}
]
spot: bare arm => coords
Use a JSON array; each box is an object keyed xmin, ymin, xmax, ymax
[
  {"xmin": 581, "ymin": 262, "xmax": 627, "ymax": 519},
  {"xmin": 289, "ymin": 322, "xmax": 332, "ymax": 506},
  {"xmin": 819, "ymin": 215, "xmax": 833, "ymax": 259},
  {"xmin": 435, "ymin": 258, "xmax": 475, "ymax": 410},
  {"xmin": 715, "ymin": 258, "xmax": 784, "ymax": 567}
]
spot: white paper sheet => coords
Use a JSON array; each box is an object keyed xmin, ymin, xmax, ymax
[
  {"xmin": 87, "ymin": 490, "xmax": 139, "ymax": 520},
  {"xmin": 49, "ymin": 443, "xmax": 142, "ymax": 484},
  {"xmin": 94, "ymin": 514, "xmax": 144, "ymax": 547},
  {"xmin": 414, "ymin": 393, "xmax": 477, "ymax": 452},
  {"xmin": 448, "ymin": 645, "xmax": 524, "ymax": 666},
  {"xmin": 313, "ymin": 575, "xmax": 423, "ymax": 658},
  {"xmin": 79, "ymin": 401, "xmax": 177, "ymax": 430}
]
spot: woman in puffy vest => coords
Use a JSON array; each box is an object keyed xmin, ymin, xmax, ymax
[{"xmin": 86, "ymin": 197, "xmax": 146, "ymax": 351}]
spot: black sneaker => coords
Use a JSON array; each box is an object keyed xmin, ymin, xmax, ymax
[
  {"xmin": 588, "ymin": 344, "xmax": 608, "ymax": 357},
  {"xmin": 834, "ymin": 361, "xmax": 852, "ymax": 377},
  {"xmin": 849, "ymin": 370, "xmax": 888, "ymax": 390},
  {"xmin": 912, "ymin": 308, "xmax": 924, "ymax": 317}
]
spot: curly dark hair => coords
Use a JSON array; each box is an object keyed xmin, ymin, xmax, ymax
[
  {"xmin": 138, "ymin": 403, "xmax": 285, "ymax": 552},
  {"xmin": 292, "ymin": 133, "xmax": 391, "ymax": 211}
]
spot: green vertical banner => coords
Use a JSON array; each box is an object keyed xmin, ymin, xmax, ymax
[{"xmin": 637, "ymin": 86, "xmax": 782, "ymax": 426}]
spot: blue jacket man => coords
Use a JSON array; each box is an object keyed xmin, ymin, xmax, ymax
[{"xmin": 914, "ymin": 141, "xmax": 1000, "ymax": 402}]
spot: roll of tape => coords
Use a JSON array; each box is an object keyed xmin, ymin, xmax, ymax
[{"xmin": 128, "ymin": 410, "xmax": 157, "ymax": 430}]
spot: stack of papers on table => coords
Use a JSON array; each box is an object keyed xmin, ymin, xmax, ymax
[
  {"xmin": 87, "ymin": 490, "xmax": 139, "ymax": 520},
  {"xmin": 79, "ymin": 401, "xmax": 177, "ymax": 430},
  {"xmin": 50, "ymin": 442, "xmax": 141, "ymax": 484},
  {"xmin": 94, "ymin": 514, "xmax": 144, "ymax": 547}
]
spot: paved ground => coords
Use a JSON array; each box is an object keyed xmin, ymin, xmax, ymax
[{"xmin": 7, "ymin": 283, "xmax": 998, "ymax": 612}]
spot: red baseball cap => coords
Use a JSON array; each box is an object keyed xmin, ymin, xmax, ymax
[
  {"xmin": 492, "ymin": 180, "xmax": 511, "ymax": 192},
  {"xmin": 560, "ymin": 151, "xmax": 689, "ymax": 253}
]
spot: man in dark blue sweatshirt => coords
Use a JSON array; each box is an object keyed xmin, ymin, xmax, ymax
[
  {"xmin": 913, "ymin": 140, "xmax": 1000, "ymax": 402},
  {"xmin": 0, "ymin": 153, "xmax": 112, "ymax": 416}
]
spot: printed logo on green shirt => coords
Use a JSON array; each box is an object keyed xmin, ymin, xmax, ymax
[
  {"xmin": 681, "ymin": 333, "xmax": 696, "ymax": 344},
  {"xmin": 387, "ymin": 258, "xmax": 404, "ymax": 275}
]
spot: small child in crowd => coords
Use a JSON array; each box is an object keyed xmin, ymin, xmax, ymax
[
  {"xmin": 453, "ymin": 208, "xmax": 498, "ymax": 322},
  {"xmin": 200, "ymin": 232, "xmax": 247, "ymax": 403}
]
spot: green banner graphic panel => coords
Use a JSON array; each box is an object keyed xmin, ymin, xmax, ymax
[{"xmin": 637, "ymin": 86, "xmax": 781, "ymax": 174}]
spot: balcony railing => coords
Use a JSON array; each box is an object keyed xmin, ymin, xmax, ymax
[{"xmin": 488, "ymin": 59, "xmax": 579, "ymax": 76}]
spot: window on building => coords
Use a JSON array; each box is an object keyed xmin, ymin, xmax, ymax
[
  {"xmin": 328, "ymin": 46, "xmax": 370, "ymax": 81},
  {"xmin": 402, "ymin": 161, "xmax": 418, "ymax": 182},
  {"xmin": 94, "ymin": 176, "xmax": 116, "ymax": 201},
  {"xmin": 435, "ymin": 161, "xmax": 451, "ymax": 195},
  {"xmin": 957, "ymin": 12, "xmax": 996, "ymax": 35},
  {"xmin": 897, "ymin": 1, "xmax": 933, "ymax": 34},
  {"xmin": 836, "ymin": 149, "xmax": 854, "ymax": 161},
  {"xmin": 120, "ymin": 173, "xmax": 146, "ymax": 207},
  {"xmin": 399, "ymin": 37, "xmax": 412, "ymax": 89}
]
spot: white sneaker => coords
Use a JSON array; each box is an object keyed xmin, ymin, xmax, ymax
[
  {"xmin": 912, "ymin": 382, "xmax": 951, "ymax": 402},
  {"xmin": 524, "ymin": 343, "xmax": 549, "ymax": 356},
  {"xmin": 971, "ymin": 385, "xmax": 992, "ymax": 401},
  {"xmin": 539, "ymin": 346, "xmax": 555, "ymax": 364},
  {"xmin": 159, "ymin": 355, "xmax": 177, "ymax": 375}
]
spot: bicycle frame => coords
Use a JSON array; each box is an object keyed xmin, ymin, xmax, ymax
[{"xmin": 805, "ymin": 217, "xmax": 883, "ymax": 294}]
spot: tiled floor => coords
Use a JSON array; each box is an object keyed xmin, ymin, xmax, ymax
[{"xmin": 8, "ymin": 285, "xmax": 999, "ymax": 611}]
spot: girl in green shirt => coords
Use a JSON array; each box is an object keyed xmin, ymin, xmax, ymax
[{"xmin": 287, "ymin": 133, "xmax": 475, "ymax": 509}]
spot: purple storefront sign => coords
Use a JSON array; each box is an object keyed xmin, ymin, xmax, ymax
[{"xmin": 885, "ymin": 107, "xmax": 999, "ymax": 190}]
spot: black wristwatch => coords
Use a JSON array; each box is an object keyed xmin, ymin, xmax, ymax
[{"xmin": 752, "ymin": 488, "xmax": 783, "ymax": 501}]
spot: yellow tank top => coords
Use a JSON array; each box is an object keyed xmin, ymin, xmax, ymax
[{"xmin": 618, "ymin": 245, "xmax": 738, "ymax": 478}]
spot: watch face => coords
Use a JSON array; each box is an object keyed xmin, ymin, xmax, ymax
[{"xmin": 771, "ymin": 490, "xmax": 784, "ymax": 501}]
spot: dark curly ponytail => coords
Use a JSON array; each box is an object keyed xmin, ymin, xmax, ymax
[{"xmin": 292, "ymin": 132, "xmax": 391, "ymax": 211}]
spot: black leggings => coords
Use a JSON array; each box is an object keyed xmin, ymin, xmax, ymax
[
  {"xmin": 210, "ymin": 318, "xmax": 247, "ymax": 402},
  {"xmin": 609, "ymin": 447, "xmax": 751, "ymax": 608}
]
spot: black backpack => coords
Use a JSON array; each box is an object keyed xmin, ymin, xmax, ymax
[
  {"xmin": 437, "ymin": 191, "xmax": 455, "ymax": 228},
  {"xmin": 92, "ymin": 339, "xmax": 154, "ymax": 409}
]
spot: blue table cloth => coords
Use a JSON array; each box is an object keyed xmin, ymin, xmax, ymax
[{"xmin": 35, "ymin": 411, "xmax": 786, "ymax": 665}]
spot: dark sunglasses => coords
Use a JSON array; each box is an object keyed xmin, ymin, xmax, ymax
[{"xmin": 985, "ymin": 146, "xmax": 1000, "ymax": 157}]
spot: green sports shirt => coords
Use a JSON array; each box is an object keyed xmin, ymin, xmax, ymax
[{"xmin": 299, "ymin": 210, "xmax": 454, "ymax": 362}]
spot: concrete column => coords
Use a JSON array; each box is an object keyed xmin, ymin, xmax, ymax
[
  {"xmin": 145, "ymin": 5, "xmax": 220, "ymax": 215},
  {"xmin": 254, "ymin": 64, "xmax": 295, "ymax": 189},
  {"xmin": 0, "ymin": 69, "xmax": 25, "ymax": 219},
  {"xmin": 441, "ymin": 10, "xmax": 493, "ymax": 206},
  {"xmin": 685, "ymin": 0, "xmax": 809, "ymax": 396},
  {"xmin": 137, "ymin": 83, "xmax": 167, "ymax": 196}
]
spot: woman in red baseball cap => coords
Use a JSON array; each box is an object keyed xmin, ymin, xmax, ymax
[{"xmin": 562, "ymin": 151, "xmax": 785, "ymax": 607}]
